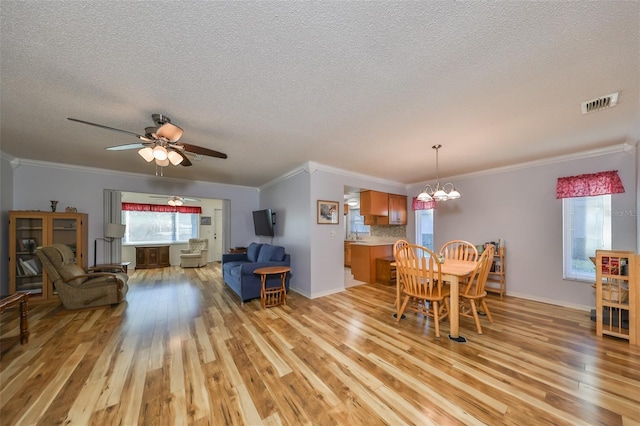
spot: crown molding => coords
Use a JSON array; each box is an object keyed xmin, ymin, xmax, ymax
[
  {"xmin": 11, "ymin": 157, "xmax": 257, "ymax": 191},
  {"xmin": 259, "ymin": 161, "xmax": 407, "ymax": 192},
  {"xmin": 410, "ymin": 143, "xmax": 636, "ymax": 187}
]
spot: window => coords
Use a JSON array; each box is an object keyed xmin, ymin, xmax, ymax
[
  {"xmin": 122, "ymin": 210, "xmax": 199, "ymax": 245},
  {"xmin": 415, "ymin": 209, "xmax": 434, "ymax": 251},
  {"xmin": 348, "ymin": 208, "xmax": 370, "ymax": 236},
  {"xmin": 563, "ymin": 195, "xmax": 611, "ymax": 281}
]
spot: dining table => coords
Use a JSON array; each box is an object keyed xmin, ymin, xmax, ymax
[{"xmin": 394, "ymin": 259, "xmax": 477, "ymax": 342}]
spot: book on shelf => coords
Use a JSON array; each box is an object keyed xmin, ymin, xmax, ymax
[
  {"xmin": 19, "ymin": 258, "xmax": 39, "ymax": 275},
  {"xmin": 26, "ymin": 258, "xmax": 41, "ymax": 274},
  {"xmin": 19, "ymin": 258, "xmax": 33, "ymax": 275}
]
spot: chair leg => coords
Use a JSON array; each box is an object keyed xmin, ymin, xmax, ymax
[
  {"xmin": 432, "ymin": 301, "xmax": 440, "ymax": 338},
  {"xmin": 481, "ymin": 298, "xmax": 494, "ymax": 323},
  {"xmin": 397, "ymin": 296, "xmax": 410, "ymax": 322},
  {"xmin": 470, "ymin": 299, "xmax": 483, "ymax": 334}
]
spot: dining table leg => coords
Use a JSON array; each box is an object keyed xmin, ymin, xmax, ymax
[{"xmin": 448, "ymin": 275, "xmax": 466, "ymax": 342}]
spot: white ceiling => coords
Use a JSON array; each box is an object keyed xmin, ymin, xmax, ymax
[{"xmin": 1, "ymin": 2, "xmax": 638, "ymax": 187}]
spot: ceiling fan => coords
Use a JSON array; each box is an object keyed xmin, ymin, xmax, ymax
[
  {"xmin": 67, "ymin": 114, "xmax": 227, "ymax": 170},
  {"xmin": 150, "ymin": 195, "xmax": 200, "ymax": 206}
]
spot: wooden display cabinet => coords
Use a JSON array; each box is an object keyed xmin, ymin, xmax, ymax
[
  {"xmin": 135, "ymin": 245, "xmax": 170, "ymax": 269},
  {"xmin": 486, "ymin": 246, "xmax": 506, "ymax": 299},
  {"xmin": 9, "ymin": 211, "xmax": 88, "ymax": 303},
  {"xmin": 595, "ymin": 250, "xmax": 638, "ymax": 345}
]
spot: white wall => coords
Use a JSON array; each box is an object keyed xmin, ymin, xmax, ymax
[
  {"xmin": 260, "ymin": 169, "xmax": 312, "ymax": 297},
  {"xmin": 1, "ymin": 154, "xmax": 15, "ymax": 294},
  {"xmin": 408, "ymin": 146, "xmax": 638, "ymax": 310},
  {"xmin": 261, "ymin": 163, "xmax": 408, "ymax": 299},
  {"xmin": 10, "ymin": 160, "xmax": 260, "ymax": 267}
]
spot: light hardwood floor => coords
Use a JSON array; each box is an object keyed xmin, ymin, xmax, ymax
[{"xmin": 2, "ymin": 264, "xmax": 640, "ymax": 425}]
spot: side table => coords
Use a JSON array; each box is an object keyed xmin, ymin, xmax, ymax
[
  {"xmin": 90, "ymin": 261, "xmax": 131, "ymax": 273},
  {"xmin": 254, "ymin": 266, "xmax": 291, "ymax": 309},
  {"xmin": 0, "ymin": 292, "xmax": 30, "ymax": 358}
]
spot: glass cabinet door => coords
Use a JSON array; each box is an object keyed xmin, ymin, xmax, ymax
[
  {"xmin": 14, "ymin": 217, "xmax": 44, "ymax": 297},
  {"xmin": 52, "ymin": 218, "xmax": 79, "ymax": 262}
]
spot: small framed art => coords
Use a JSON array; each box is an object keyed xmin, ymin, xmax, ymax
[
  {"xmin": 317, "ymin": 200, "xmax": 339, "ymax": 224},
  {"xmin": 200, "ymin": 216, "xmax": 211, "ymax": 225}
]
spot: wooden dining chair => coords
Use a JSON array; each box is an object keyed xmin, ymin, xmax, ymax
[
  {"xmin": 394, "ymin": 243, "xmax": 449, "ymax": 338},
  {"xmin": 440, "ymin": 240, "xmax": 478, "ymax": 262},
  {"xmin": 459, "ymin": 245, "xmax": 495, "ymax": 334}
]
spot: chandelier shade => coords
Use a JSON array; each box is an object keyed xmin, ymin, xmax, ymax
[{"xmin": 416, "ymin": 145, "xmax": 460, "ymax": 202}]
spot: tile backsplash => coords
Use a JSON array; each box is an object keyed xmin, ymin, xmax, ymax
[{"xmin": 370, "ymin": 225, "xmax": 406, "ymax": 238}]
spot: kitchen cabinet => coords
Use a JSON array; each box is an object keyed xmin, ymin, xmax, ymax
[
  {"xmin": 388, "ymin": 194, "xmax": 407, "ymax": 225},
  {"xmin": 351, "ymin": 243, "xmax": 393, "ymax": 283},
  {"xmin": 376, "ymin": 256, "xmax": 396, "ymax": 285},
  {"xmin": 9, "ymin": 211, "xmax": 88, "ymax": 303},
  {"xmin": 135, "ymin": 245, "xmax": 170, "ymax": 269},
  {"xmin": 360, "ymin": 191, "xmax": 388, "ymax": 216},
  {"xmin": 360, "ymin": 191, "xmax": 406, "ymax": 225},
  {"xmin": 344, "ymin": 241, "xmax": 352, "ymax": 267},
  {"xmin": 364, "ymin": 215, "xmax": 389, "ymax": 225}
]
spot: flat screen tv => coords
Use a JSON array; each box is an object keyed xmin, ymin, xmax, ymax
[{"xmin": 252, "ymin": 209, "xmax": 275, "ymax": 237}]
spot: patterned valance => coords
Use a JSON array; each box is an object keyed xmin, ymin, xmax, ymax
[
  {"xmin": 122, "ymin": 202, "xmax": 202, "ymax": 214},
  {"xmin": 556, "ymin": 170, "xmax": 625, "ymax": 199},
  {"xmin": 412, "ymin": 197, "xmax": 437, "ymax": 210}
]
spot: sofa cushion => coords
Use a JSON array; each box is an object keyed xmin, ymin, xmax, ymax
[
  {"xmin": 246, "ymin": 243, "xmax": 263, "ymax": 262},
  {"xmin": 257, "ymin": 244, "xmax": 285, "ymax": 262}
]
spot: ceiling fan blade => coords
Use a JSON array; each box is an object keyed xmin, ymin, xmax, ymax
[
  {"xmin": 67, "ymin": 117, "xmax": 144, "ymax": 138},
  {"xmin": 172, "ymin": 148, "xmax": 192, "ymax": 166},
  {"xmin": 106, "ymin": 143, "xmax": 148, "ymax": 151},
  {"xmin": 156, "ymin": 123, "xmax": 183, "ymax": 142},
  {"xmin": 181, "ymin": 143, "xmax": 228, "ymax": 159}
]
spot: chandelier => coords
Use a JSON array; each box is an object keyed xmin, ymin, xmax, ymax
[{"xmin": 416, "ymin": 144, "xmax": 460, "ymax": 202}]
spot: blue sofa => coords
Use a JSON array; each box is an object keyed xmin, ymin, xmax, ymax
[{"xmin": 222, "ymin": 242, "xmax": 291, "ymax": 303}]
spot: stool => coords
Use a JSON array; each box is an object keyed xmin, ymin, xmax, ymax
[{"xmin": 254, "ymin": 266, "xmax": 291, "ymax": 309}]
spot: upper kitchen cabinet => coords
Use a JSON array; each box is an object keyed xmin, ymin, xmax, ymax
[
  {"xmin": 360, "ymin": 191, "xmax": 389, "ymax": 216},
  {"xmin": 360, "ymin": 190, "xmax": 407, "ymax": 226},
  {"xmin": 388, "ymin": 194, "xmax": 407, "ymax": 225}
]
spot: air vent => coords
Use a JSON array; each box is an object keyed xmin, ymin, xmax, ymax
[{"xmin": 581, "ymin": 92, "xmax": 619, "ymax": 114}]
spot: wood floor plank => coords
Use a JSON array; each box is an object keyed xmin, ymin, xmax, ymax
[{"xmin": 2, "ymin": 264, "xmax": 640, "ymax": 425}]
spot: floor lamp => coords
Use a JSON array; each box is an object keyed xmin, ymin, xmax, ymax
[{"xmin": 94, "ymin": 223, "xmax": 126, "ymax": 266}]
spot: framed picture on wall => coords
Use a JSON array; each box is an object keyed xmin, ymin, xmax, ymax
[
  {"xmin": 317, "ymin": 200, "xmax": 339, "ymax": 224},
  {"xmin": 200, "ymin": 216, "xmax": 211, "ymax": 225}
]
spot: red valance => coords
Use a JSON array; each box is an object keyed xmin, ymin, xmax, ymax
[
  {"xmin": 412, "ymin": 197, "xmax": 437, "ymax": 210},
  {"xmin": 556, "ymin": 170, "xmax": 625, "ymax": 199},
  {"xmin": 122, "ymin": 202, "xmax": 202, "ymax": 214}
]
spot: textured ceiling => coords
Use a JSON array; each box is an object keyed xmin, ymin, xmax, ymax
[{"xmin": 1, "ymin": 2, "xmax": 639, "ymax": 187}]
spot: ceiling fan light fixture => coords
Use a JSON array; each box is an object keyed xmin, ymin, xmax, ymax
[
  {"xmin": 156, "ymin": 123, "xmax": 183, "ymax": 142},
  {"xmin": 138, "ymin": 147, "xmax": 154, "ymax": 162},
  {"xmin": 167, "ymin": 150, "xmax": 183, "ymax": 165},
  {"xmin": 153, "ymin": 145, "xmax": 168, "ymax": 161},
  {"xmin": 155, "ymin": 157, "xmax": 170, "ymax": 167}
]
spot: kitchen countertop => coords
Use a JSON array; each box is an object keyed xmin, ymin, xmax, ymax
[{"xmin": 347, "ymin": 241, "xmax": 394, "ymax": 246}]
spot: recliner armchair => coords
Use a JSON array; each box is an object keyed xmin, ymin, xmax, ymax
[
  {"xmin": 180, "ymin": 238, "xmax": 208, "ymax": 267},
  {"xmin": 35, "ymin": 244, "xmax": 129, "ymax": 310}
]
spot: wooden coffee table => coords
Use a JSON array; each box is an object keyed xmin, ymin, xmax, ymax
[
  {"xmin": 254, "ymin": 266, "xmax": 291, "ymax": 309},
  {"xmin": 0, "ymin": 292, "xmax": 30, "ymax": 358}
]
